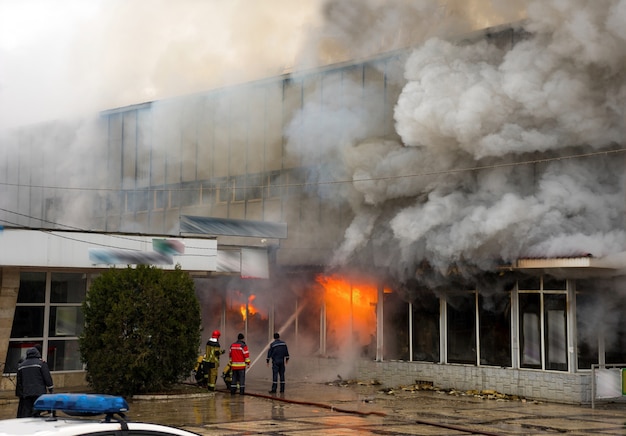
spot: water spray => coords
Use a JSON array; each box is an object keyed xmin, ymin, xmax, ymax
[{"xmin": 248, "ymin": 302, "xmax": 305, "ymax": 370}]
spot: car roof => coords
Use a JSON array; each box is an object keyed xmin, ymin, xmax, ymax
[
  {"xmin": 0, "ymin": 393, "xmax": 201, "ymax": 436},
  {"xmin": 0, "ymin": 417, "xmax": 201, "ymax": 436}
]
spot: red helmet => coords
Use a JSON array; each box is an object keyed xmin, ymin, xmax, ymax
[{"xmin": 211, "ymin": 330, "xmax": 221, "ymax": 338}]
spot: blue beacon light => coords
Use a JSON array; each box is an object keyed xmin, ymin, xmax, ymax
[{"xmin": 34, "ymin": 393, "xmax": 129, "ymax": 417}]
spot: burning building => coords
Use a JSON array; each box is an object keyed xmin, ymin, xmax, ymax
[{"xmin": 1, "ymin": 1, "xmax": 626, "ymax": 404}]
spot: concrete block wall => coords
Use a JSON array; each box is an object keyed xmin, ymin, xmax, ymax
[{"xmin": 355, "ymin": 359, "xmax": 592, "ymax": 405}]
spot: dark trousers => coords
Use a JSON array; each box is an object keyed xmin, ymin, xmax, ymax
[
  {"xmin": 17, "ymin": 396, "xmax": 37, "ymax": 418},
  {"xmin": 271, "ymin": 361, "xmax": 286, "ymax": 392},
  {"xmin": 231, "ymin": 368, "xmax": 246, "ymax": 394}
]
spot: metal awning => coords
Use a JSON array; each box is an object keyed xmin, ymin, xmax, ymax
[
  {"xmin": 509, "ymin": 252, "xmax": 626, "ymax": 277},
  {"xmin": 180, "ymin": 216, "xmax": 287, "ymax": 239}
]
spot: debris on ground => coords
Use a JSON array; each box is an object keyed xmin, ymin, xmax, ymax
[
  {"xmin": 327, "ymin": 377, "xmax": 381, "ymax": 388},
  {"xmin": 385, "ymin": 382, "xmax": 527, "ymax": 402},
  {"xmin": 324, "ymin": 377, "xmax": 531, "ymax": 405}
]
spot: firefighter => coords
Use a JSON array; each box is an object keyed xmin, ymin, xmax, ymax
[
  {"xmin": 205, "ymin": 330, "xmax": 225, "ymax": 391},
  {"xmin": 229, "ymin": 333, "xmax": 250, "ymax": 395},
  {"xmin": 222, "ymin": 361, "xmax": 233, "ymax": 390},
  {"xmin": 193, "ymin": 355, "xmax": 208, "ymax": 387},
  {"xmin": 266, "ymin": 332, "xmax": 290, "ymax": 393}
]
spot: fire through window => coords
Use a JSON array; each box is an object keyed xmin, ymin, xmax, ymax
[{"xmin": 316, "ymin": 274, "xmax": 381, "ymax": 357}]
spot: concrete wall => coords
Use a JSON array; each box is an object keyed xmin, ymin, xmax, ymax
[
  {"xmin": 355, "ymin": 359, "xmax": 592, "ymax": 405},
  {"xmin": 0, "ymin": 269, "xmax": 19, "ymax": 370}
]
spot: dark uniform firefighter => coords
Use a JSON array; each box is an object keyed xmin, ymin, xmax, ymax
[
  {"xmin": 266, "ymin": 332, "xmax": 290, "ymax": 393},
  {"xmin": 205, "ymin": 330, "xmax": 225, "ymax": 391}
]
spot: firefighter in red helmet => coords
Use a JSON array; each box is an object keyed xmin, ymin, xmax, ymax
[{"xmin": 205, "ymin": 330, "xmax": 225, "ymax": 391}]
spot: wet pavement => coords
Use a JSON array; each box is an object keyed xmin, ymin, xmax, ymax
[{"xmin": 2, "ymin": 376, "xmax": 626, "ymax": 435}]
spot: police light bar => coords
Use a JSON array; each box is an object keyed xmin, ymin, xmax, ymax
[{"xmin": 34, "ymin": 393, "xmax": 129, "ymax": 416}]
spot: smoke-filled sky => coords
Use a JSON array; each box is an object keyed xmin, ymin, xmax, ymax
[
  {"xmin": 0, "ymin": 0, "xmax": 326, "ymax": 130},
  {"xmin": 0, "ymin": 0, "xmax": 523, "ymax": 130}
]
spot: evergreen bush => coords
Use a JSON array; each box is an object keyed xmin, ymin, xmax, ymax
[{"xmin": 79, "ymin": 264, "xmax": 201, "ymax": 396}]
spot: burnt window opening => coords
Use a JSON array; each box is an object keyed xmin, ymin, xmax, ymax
[
  {"xmin": 447, "ymin": 292, "xmax": 477, "ymax": 365},
  {"xmin": 412, "ymin": 292, "xmax": 440, "ymax": 363},
  {"xmin": 479, "ymin": 293, "xmax": 511, "ymax": 367}
]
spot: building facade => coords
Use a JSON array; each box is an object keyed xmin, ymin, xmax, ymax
[{"xmin": 1, "ymin": 26, "xmax": 625, "ymax": 404}]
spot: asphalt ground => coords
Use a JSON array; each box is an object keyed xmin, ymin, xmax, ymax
[{"xmin": 2, "ymin": 376, "xmax": 626, "ymax": 435}]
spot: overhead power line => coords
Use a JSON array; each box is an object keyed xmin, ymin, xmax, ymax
[{"xmin": 0, "ymin": 147, "xmax": 622, "ymax": 193}]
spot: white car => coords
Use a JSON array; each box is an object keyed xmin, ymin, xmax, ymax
[{"xmin": 0, "ymin": 393, "xmax": 201, "ymax": 436}]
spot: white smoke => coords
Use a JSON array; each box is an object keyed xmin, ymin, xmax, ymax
[
  {"xmin": 287, "ymin": 0, "xmax": 626, "ymax": 279},
  {"xmin": 0, "ymin": 0, "xmax": 323, "ymax": 130}
]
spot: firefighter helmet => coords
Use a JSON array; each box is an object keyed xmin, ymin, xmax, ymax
[{"xmin": 211, "ymin": 330, "xmax": 221, "ymax": 338}]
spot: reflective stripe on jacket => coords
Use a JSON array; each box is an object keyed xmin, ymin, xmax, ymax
[
  {"xmin": 266, "ymin": 339, "xmax": 289, "ymax": 363},
  {"xmin": 229, "ymin": 340, "xmax": 250, "ymax": 370}
]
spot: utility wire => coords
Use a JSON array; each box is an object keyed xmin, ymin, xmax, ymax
[
  {"xmin": 1, "ymin": 147, "xmax": 623, "ymax": 252},
  {"xmin": 0, "ymin": 147, "xmax": 622, "ymax": 193}
]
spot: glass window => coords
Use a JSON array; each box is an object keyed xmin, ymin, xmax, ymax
[
  {"xmin": 154, "ymin": 188, "xmax": 167, "ymax": 210},
  {"xmin": 234, "ymin": 175, "xmax": 246, "ymax": 202},
  {"xmin": 201, "ymin": 182, "xmax": 216, "ymax": 205},
  {"xmin": 604, "ymin": 298, "xmax": 626, "ymax": 365},
  {"xmin": 544, "ymin": 294, "xmax": 567, "ymax": 370},
  {"xmin": 4, "ymin": 341, "xmax": 43, "ymax": 373},
  {"xmin": 384, "ymin": 291, "xmax": 408, "ymax": 360},
  {"xmin": 268, "ymin": 171, "xmax": 282, "ymax": 198},
  {"xmin": 16, "ymin": 272, "xmax": 46, "ymax": 303},
  {"xmin": 49, "ymin": 306, "xmax": 84, "ymax": 337},
  {"xmin": 169, "ymin": 187, "xmax": 180, "ymax": 209},
  {"xmin": 246, "ymin": 174, "xmax": 262, "ymax": 200},
  {"xmin": 286, "ymin": 169, "xmax": 305, "ymax": 197},
  {"xmin": 479, "ymin": 293, "xmax": 511, "ymax": 367},
  {"xmin": 10, "ymin": 306, "xmax": 44, "ymax": 337},
  {"xmin": 47, "ymin": 340, "xmax": 83, "ymax": 371},
  {"xmin": 518, "ymin": 276, "xmax": 540, "ymax": 291},
  {"xmin": 126, "ymin": 190, "xmax": 149, "ymax": 212},
  {"xmin": 217, "ymin": 178, "xmax": 232, "ymax": 203},
  {"xmin": 180, "ymin": 182, "xmax": 200, "ymax": 207},
  {"xmin": 543, "ymin": 276, "xmax": 566, "ymax": 290},
  {"xmin": 7, "ymin": 271, "xmax": 86, "ymax": 373},
  {"xmin": 412, "ymin": 292, "xmax": 440, "ymax": 362},
  {"xmin": 51, "ymin": 273, "xmax": 86, "ymax": 303},
  {"xmin": 447, "ymin": 293, "xmax": 476, "ymax": 364},
  {"xmin": 576, "ymin": 292, "xmax": 599, "ymax": 369},
  {"xmin": 519, "ymin": 293, "xmax": 541, "ymax": 368}
]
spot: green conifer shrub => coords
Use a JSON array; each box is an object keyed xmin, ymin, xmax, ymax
[{"xmin": 79, "ymin": 264, "xmax": 201, "ymax": 396}]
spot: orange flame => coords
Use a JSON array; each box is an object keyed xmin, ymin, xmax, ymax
[
  {"xmin": 316, "ymin": 274, "xmax": 378, "ymax": 347},
  {"xmin": 239, "ymin": 294, "xmax": 258, "ymax": 321}
]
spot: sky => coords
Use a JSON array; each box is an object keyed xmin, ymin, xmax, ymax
[
  {"xmin": 0, "ymin": 0, "xmax": 324, "ymax": 130},
  {"xmin": 0, "ymin": 0, "xmax": 523, "ymax": 131}
]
